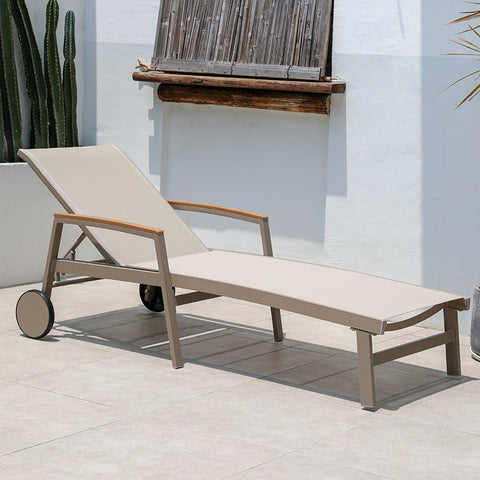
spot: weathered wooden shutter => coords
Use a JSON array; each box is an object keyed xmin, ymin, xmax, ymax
[{"xmin": 152, "ymin": 0, "xmax": 333, "ymax": 81}]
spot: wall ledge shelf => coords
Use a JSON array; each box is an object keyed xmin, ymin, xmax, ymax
[{"xmin": 132, "ymin": 71, "xmax": 345, "ymax": 115}]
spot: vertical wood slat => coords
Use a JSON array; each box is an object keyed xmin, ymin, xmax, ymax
[{"xmin": 152, "ymin": 0, "xmax": 333, "ymax": 80}]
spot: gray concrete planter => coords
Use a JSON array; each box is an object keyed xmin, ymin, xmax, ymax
[
  {"xmin": 0, "ymin": 163, "xmax": 62, "ymax": 288},
  {"xmin": 471, "ymin": 286, "xmax": 480, "ymax": 361}
]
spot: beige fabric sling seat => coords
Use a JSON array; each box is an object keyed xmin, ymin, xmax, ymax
[{"xmin": 15, "ymin": 145, "xmax": 469, "ymax": 409}]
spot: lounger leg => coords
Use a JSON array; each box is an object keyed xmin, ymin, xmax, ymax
[
  {"xmin": 42, "ymin": 220, "xmax": 64, "ymax": 297},
  {"xmin": 356, "ymin": 330, "xmax": 376, "ymax": 410},
  {"xmin": 162, "ymin": 288, "xmax": 183, "ymax": 369},
  {"xmin": 444, "ymin": 307, "xmax": 461, "ymax": 376},
  {"xmin": 270, "ymin": 307, "xmax": 284, "ymax": 341},
  {"xmin": 259, "ymin": 219, "xmax": 283, "ymax": 341},
  {"xmin": 155, "ymin": 237, "xmax": 183, "ymax": 369}
]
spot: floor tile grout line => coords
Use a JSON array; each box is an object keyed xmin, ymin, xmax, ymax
[
  {"xmin": 96, "ymin": 369, "xmax": 267, "ymax": 420},
  {"xmin": 159, "ymin": 362, "xmax": 371, "ymax": 416},
  {"xmin": 163, "ymin": 373, "xmax": 264, "ymax": 408},
  {"xmin": 392, "ymin": 409, "xmax": 480, "ymax": 438},
  {"xmin": 221, "ymin": 449, "xmax": 401, "ymax": 480},
  {"xmin": 220, "ymin": 452, "xmax": 292, "ymax": 479},
  {"xmin": 7, "ymin": 350, "xmax": 125, "ymax": 383},
  {"xmin": 0, "ymin": 418, "xmax": 124, "ymax": 458},
  {"xmin": 124, "ymin": 367, "xmax": 303, "ymax": 426},
  {"xmin": 254, "ymin": 356, "xmax": 339, "ymax": 383},
  {"xmin": 10, "ymin": 380, "xmax": 115, "ymax": 408},
  {"xmin": 295, "ymin": 409, "xmax": 480, "ymax": 459},
  {"xmin": 189, "ymin": 339, "xmax": 287, "ymax": 363},
  {"xmin": 291, "ymin": 413, "xmax": 388, "ymax": 458}
]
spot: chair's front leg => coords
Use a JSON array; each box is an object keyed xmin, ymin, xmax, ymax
[
  {"xmin": 356, "ymin": 330, "xmax": 376, "ymax": 410},
  {"xmin": 154, "ymin": 235, "xmax": 183, "ymax": 369}
]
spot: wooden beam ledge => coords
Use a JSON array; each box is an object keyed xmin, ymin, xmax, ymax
[
  {"xmin": 133, "ymin": 71, "xmax": 345, "ymax": 94},
  {"xmin": 132, "ymin": 71, "xmax": 345, "ymax": 115}
]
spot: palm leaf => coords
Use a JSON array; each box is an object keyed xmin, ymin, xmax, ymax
[
  {"xmin": 447, "ymin": 17, "xmax": 480, "ymax": 107},
  {"xmin": 457, "ymin": 81, "xmax": 480, "ymax": 107},
  {"xmin": 450, "ymin": 12, "xmax": 480, "ymax": 24},
  {"xmin": 449, "ymin": 2, "xmax": 480, "ymax": 24},
  {"xmin": 451, "ymin": 37, "xmax": 480, "ymax": 53}
]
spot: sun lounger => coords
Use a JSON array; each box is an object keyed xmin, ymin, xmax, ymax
[{"xmin": 15, "ymin": 145, "xmax": 469, "ymax": 409}]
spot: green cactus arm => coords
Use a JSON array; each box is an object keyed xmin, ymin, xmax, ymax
[
  {"xmin": 0, "ymin": 90, "xmax": 5, "ymax": 162},
  {"xmin": 63, "ymin": 10, "xmax": 78, "ymax": 147},
  {"xmin": 63, "ymin": 60, "xmax": 78, "ymax": 147},
  {"xmin": 64, "ymin": 10, "xmax": 76, "ymax": 61},
  {"xmin": 10, "ymin": 0, "xmax": 49, "ymax": 148},
  {"xmin": 44, "ymin": 0, "xmax": 65, "ymax": 148},
  {"xmin": 0, "ymin": 0, "xmax": 23, "ymax": 162}
]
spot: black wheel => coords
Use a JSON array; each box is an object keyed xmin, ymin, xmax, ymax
[
  {"xmin": 16, "ymin": 290, "xmax": 55, "ymax": 339},
  {"xmin": 139, "ymin": 284, "xmax": 175, "ymax": 312}
]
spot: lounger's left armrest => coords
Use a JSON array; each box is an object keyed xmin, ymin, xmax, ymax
[
  {"xmin": 45, "ymin": 213, "xmax": 172, "ymax": 297},
  {"xmin": 54, "ymin": 213, "xmax": 164, "ymax": 238},
  {"xmin": 168, "ymin": 200, "xmax": 274, "ymax": 256}
]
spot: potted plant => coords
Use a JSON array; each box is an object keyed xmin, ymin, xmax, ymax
[
  {"xmin": 0, "ymin": 0, "xmax": 79, "ymax": 287},
  {"xmin": 448, "ymin": 2, "xmax": 480, "ymax": 360}
]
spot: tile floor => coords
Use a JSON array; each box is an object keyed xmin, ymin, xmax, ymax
[{"xmin": 1, "ymin": 279, "xmax": 479, "ymax": 479}]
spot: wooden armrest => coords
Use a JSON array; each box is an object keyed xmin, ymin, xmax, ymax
[
  {"xmin": 168, "ymin": 200, "xmax": 268, "ymax": 223},
  {"xmin": 54, "ymin": 213, "xmax": 164, "ymax": 236},
  {"xmin": 168, "ymin": 200, "xmax": 274, "ymax": 256}
]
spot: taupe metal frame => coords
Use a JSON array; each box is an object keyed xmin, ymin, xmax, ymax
[
  {"xmin": 42, "ymin": 208, "xmax": 469, "ymax": 410},
  {"xmin": 19, "ymin": 145, "xmax": 470, "ymax": 409}
]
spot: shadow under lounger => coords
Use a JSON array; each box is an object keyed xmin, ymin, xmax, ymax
[{"xmin": 14, "ymin": 145, "xmax": 470, "ymax": 409}]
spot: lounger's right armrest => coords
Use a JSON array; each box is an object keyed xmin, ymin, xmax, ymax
[
  {"xmin": 168, "ymin": 201, "xmax": 275, "ymax": 256},
  {"xmin": 54, "ymin": 213, "xmax": 164, "ymax": 239},
  {"xmin": 168, "ymin": 200, "xmax": 268, "ymax": 224}
]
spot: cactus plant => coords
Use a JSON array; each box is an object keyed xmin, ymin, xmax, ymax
[
  {"xmin": 44, "ymin": 0, "xmax": 65, "ymax": 147},
  {"xmin": 63, "ymin": 10, "xmax": 78, "ymax": 147},
  {"xmin": 0, "ymin": 90, "xmax": 4, "ymax": 161},
  {"xmin": 0, "ymin": 0, "xmax": 23, "ymax": 162},
  {"xmin": 11, "ymin": 0, "xmax": 49, "ymax": 148},
  {"xmin": 1, "ymin": 0, "xmax": 79, "ymax": 159}
]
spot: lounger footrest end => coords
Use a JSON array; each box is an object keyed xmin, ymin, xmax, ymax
[
  {"xmin": 448, "ymin": 297, "xmax": 470, "ymax": 311},
  {"xmin": 373, "ymin": 331, "xmax": 454, "ymax": 366}
]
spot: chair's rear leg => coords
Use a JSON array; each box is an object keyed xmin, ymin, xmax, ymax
[
  {"xmin": 356, "ymin": 330, "xmax": 376, "ymax": 410},
  {"xmin": 271, "ymin": 307, "xmax": 284, "ymax": 341},
  {"xmin": 444, "ymin": 307, "xmax": 461, "ymax": 376},
  {"xmin": 42, "ymin": 220, "xmax": 64, "ymax": 298}
]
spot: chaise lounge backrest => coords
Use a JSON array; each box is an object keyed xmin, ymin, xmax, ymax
[{"xmin": 18, "ymin": 145, "xmax": 208, "ymax": 265}]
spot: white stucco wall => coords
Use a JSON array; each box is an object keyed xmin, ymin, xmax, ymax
[
  {"xmin": 5, "ymin": 1, "xmax": 479, "ymax": 334},
  {"xmin": 85, "ymin": 0, "xmax": 480, "ymax": 333}
]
